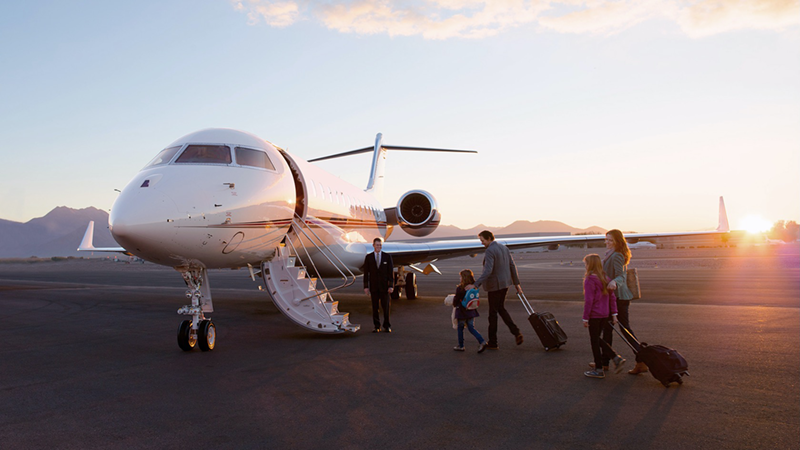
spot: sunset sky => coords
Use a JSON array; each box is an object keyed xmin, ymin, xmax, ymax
[{"xmin": 1, "ymin": 0, "xmax": 798, "ymax": 232}]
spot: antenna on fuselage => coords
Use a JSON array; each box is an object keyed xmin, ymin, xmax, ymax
[{"xmin": 308, "ymin": 134, "xmax": 477, "ymax": 199}]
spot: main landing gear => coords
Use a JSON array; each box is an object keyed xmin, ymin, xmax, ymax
[
  {"xmin": 391, "ymin": 267, "xmax": 417, "ymax": 300},
  {"xmin": 176, "ymin": 268, "xmax": 216, "ymax": 351}
]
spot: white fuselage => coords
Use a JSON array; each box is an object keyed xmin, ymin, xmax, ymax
[{"xmin": 109, "ymin": 129, "xmax": 387, "ymax": 273}]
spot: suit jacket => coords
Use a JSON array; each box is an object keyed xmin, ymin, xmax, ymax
[
  {"xmin": 363, "ymin": 251, "xmax": 394, "ymax": 293},
  {"xmin": 474, "ymin": 241, "xmax": 520, "ymax": 292}
]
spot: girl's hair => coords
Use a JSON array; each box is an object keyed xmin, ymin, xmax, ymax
[
  {"xmin": 459, "ymin": 269, "xmax": 475, "ymax": 288},
  {"xmin": 583, "ymin": 254, "xmax": 609, "ymax": 295},
  {"xmin": 606, "ymin": 229, "xmax": 631, "ymax": 265}
]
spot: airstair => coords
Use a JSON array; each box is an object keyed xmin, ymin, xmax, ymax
[{"xmin": 258, "ymin": 215, "xmax": 360, "ymax": 333}]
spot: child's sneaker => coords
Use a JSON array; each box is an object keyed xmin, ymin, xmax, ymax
[
  {"xmin": 612, "ymin": 355, "xmax": 627, "ymax": 374},
  {"xmin": 584, "ymin": 369, "xmax": 605, "ymax": 378},
  {"xmin": 453, "ymin": 346, "xmax": 465, "ymax": 351},
  {"xmin": 478, "ymin": 342, "xmax": 488, "ymax": 353}
]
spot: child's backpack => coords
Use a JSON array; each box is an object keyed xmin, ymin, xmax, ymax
[{"xmin": 461, "ymin": 288, "xmax": 480, "ymax": 310}]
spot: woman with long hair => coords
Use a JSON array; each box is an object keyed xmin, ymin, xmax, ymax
[
  {"xmin": 603, "ymin": 229, "xmax": 647, "ymax": 374},
  {"xmin": 582, "ymin": 254, "xmax": 625, "ymax": 378}
]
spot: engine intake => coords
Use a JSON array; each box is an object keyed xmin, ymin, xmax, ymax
[{"xmin": 386, "ymin": 190, "xmax": 440, "ymax": 237}]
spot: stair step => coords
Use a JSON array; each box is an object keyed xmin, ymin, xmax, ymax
[
  {"xmin": 287, "ymin": 266, "xmax": 306, "ymax": 280},
  {"xmin": 331, "ymin": 312, "xmax": 349, "ymax": 326},
  {"xmin": 324, "ymin": 301, "xmax": 339, "ymax": 315}
]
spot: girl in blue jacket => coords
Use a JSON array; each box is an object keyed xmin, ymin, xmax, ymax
[{"xmin": 453, "ymin": 269, "xmax": 489, "ymax": 353}]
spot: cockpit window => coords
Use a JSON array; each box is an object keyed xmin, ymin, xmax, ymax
[
  {"xmin": 143, "ymin": 146, "xmax": 181, "ymax": 169},
  {"xmin": 175, "ymin": 145, "xmax": 232, "ymax": 164},
  {"xmin": 235, "ymin": 147, "xmax": 275, "ymax": 170}
]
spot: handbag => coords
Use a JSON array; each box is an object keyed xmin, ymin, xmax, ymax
[
  {"xmin": 626, "ymin": 268, "xmax": 641, "ymax": 300},
  {"xmin": 444, "ymin": 294, "xmax": 455, "ymax": 306}
]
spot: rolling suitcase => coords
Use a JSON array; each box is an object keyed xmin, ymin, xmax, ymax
[
  {"xmin": 612, "ymin": 323, "xmax": 689, "ymax": 387},
  {"xmin": 518, "ymin": 293, "xmax": 567, "ymax": 351}
]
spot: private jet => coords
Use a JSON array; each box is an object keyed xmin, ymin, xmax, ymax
[{"xmin": 79, "ymin": 128, "xmax": 730, "ymax": 351}]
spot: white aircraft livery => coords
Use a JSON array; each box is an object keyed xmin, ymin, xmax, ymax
[{"xmin": 79, "ymin": 128, "xmax": 730, "ymax": 351}]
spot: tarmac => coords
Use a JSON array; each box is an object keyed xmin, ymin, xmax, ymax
[{"xmin": 1, "ymin": 245, "xmax": 798, "ymax": 449}]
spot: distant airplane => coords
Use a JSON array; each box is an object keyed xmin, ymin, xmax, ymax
[
  {"xmin": 629, "ymin": 241, "xmax": 658, "ymax": 249},
  {"xmin": 78, "ymin": 128, "xmax": 730, "ymax": 351}
]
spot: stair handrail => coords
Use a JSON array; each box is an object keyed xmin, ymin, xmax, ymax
[
  {"xmin": 291, "ymin": 213, "xmax": 357, "ymax": 287},
  {"xmin": 282, "ymin": 214, "xmax": 357, "ymax": 302}
]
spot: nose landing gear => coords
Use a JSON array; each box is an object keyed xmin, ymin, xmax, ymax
[{"xmin": 176, "ymin": 268, "xmax": 216, "ymax": 352}]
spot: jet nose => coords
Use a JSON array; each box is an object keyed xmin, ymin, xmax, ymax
[{"xmin": 110, "ymin": 188, "xmax": 180, "ymax": 256}]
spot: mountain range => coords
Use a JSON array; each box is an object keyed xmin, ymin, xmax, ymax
[
  {"xmin": 0, "ymin": 207, "xmax": 605, "ymax": 257},
  {"xmin": 0, "ymin": 207, "xmax": 118, "ymax": 258}
]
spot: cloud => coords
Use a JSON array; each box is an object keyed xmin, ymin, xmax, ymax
[
  {"xmin": 675, "ymin": 0, "xmax": 800, "ymax": 37},
  {"xmin": 230, "ymin": 0, "xmax": 800, "ymax": 39},
  {"xmin": 231, "ymin": 0, "xmax": 300, "ymax": 27}
]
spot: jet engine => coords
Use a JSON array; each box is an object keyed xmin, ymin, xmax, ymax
[{"xmin": 385, "ymin": 190, "xmax": 440, "ymax": 237}]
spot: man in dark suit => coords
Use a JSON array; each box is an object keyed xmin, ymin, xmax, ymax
[{"xmin": 363, "ymin": 237, "xmax": 394, "ymax": 333}]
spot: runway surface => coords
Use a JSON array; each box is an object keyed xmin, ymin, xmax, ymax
[{"xmin": 1, "ymin": 245, "xmax": 798, "ymax": 449}]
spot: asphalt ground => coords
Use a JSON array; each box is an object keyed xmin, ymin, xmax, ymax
[{"xmin": 1, "ymin": 245, "xmax": 798, "ymax": 449}]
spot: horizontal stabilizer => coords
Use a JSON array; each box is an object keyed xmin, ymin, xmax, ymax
[{"xmin": 308, "ymin": 143, "xmax": 476, "ymax": 162}]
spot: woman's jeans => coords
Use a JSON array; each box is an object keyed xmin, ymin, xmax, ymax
[{"xmin": 458, "ymin": 318, "xmax": 485, "ymax": 347}]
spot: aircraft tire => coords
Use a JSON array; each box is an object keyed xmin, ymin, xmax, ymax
[
  {"xmin": 177, "ymin": 320, "xmax": 196, "ymax": 351},
  {"xmin": 198, "ymin": 320, "xmax": 216, "ymax": 352},
  {"xmin": 405, "ymin": 273, "xmax": 417, "ymax": 300}
]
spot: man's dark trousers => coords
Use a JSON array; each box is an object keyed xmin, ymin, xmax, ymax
[
  {"xmin": 370, "ymin": 289, "xmax": 391, "ymax": 330},
  {"xmin": 487, "ymin": 288, "xmax": 520, "ymax": 347}
]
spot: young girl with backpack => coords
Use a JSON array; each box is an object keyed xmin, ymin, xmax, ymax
[
  {"xmin": 583, "ymin": 254, "xmax": 626, "ymax": 378},
  {"xmin": 453, "ymin": 269, "xmax": 489, "ymax": 353}
]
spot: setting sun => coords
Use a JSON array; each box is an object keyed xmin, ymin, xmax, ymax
[{"xmin": 739, "ymin": 214, "xmax": 772, "ymax": 234}]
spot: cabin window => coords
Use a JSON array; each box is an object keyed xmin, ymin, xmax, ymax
[
  {"xmin": 235, "ymin": 147, "xmax": 275, "ymax": 170},
  {"xmin": 175, "ymin": 145, "xmax": 232, "ymax": 164},
  {"xmin": 143, "ymin": 146, "xmax": 181, "ymax": 169}
]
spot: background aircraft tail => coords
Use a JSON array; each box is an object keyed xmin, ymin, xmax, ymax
[{"xmin": 717, "ymin": 196, "xmax": 730, "ymax": 232}]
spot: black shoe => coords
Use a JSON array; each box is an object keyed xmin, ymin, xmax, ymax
[
  {"xmin": 383, "ymin": 327, "xmax": 392, "ymax": 333},
  {"xmin": 486, "ymin": 345, "xmax": 499, "ymax": 350},
  {"xmin": 373, "ymin": 328, "xmax": 381, "ymax": 333}
]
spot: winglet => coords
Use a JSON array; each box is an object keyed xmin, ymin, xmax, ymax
[
  {"xmin": 78, "ymin": 221, "xmax": 97, "ymax": 251},
  {"xmin": 717, "ymin": 196, "xmax": 730, "ymax": 232},
  {"xmin": 77, "ymin": 221, "xmax": 128, "ymax": 253}
]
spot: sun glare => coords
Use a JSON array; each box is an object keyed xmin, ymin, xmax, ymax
[{"xmin": 739, "ymin": 214, "xmax": 772, "ymax": 234}]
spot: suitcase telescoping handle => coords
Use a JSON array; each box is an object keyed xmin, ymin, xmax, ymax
[
  {"xmin": 517, "ymin": 293, "xmax": 535, "ymax": 316},
  {"xmin": 610, "ymin": 322, "xmax": 642, "ymax": 354}
]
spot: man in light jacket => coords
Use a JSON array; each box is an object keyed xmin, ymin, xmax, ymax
[{"xmin": 474, "ymin": 230, "xmax": 524, "ymax": 349}]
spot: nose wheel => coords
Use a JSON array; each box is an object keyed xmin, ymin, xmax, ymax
[
  {"xmin": 198, "ymin": 320, "xmax": 216, "ymax": 351},
  {"xmin": 177, "ymin": 319, "xmax": 215, "ymax": 352},
  {"xmin": 177, "ymin": 320, "xmax": 197, "ymax": 351},
  {"xmin": 177, "ymin": 268, "xmax": 216, "ymax": 352}
]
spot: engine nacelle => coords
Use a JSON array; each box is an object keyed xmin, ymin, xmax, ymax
[{"xmin": 385, "ymin": 190, "xmax": 440, "ymax": 237}]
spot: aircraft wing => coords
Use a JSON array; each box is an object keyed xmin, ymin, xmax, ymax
[
  {"xmin": 77, "ymin": 221, "xmax": 129, "ymax": 254},
  {"xmin": 383, "ymin": 197, "xmax": 731, "ymax": 268}
]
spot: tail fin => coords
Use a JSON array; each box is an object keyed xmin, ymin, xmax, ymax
[
  {"xmin": 366, "ymin": 133, "xmax": 387, "ymax": 198},
  {"xmin": 717, "ymin": 196, "xmax": 730, "ymax": 232}
]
